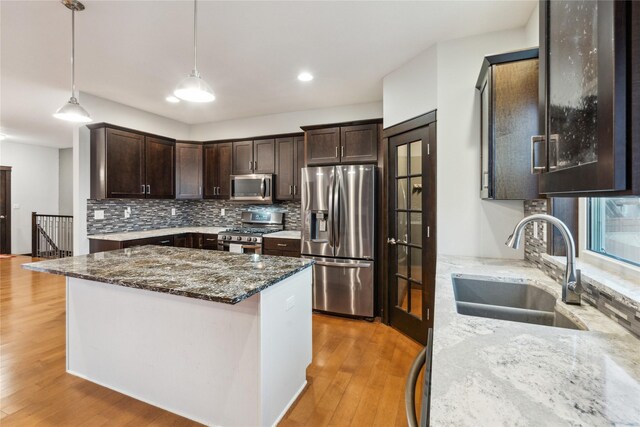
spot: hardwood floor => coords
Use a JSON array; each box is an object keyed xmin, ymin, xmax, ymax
[{"xmin": 1, "ymin": 256, "xmax": 422, "ymax": 426}]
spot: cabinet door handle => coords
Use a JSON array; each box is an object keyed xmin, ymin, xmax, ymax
[
  {"xmin": 293, "ymin": 185, "xmax": 297, "ymax": 195},
  {"xmin": 205, "ymin": 238, "xmax": 216, "ymax": 242},
  {"xmin": 289, "ymin": 185, "xmax": 293, "ymax": 195},
  {"xmin": 199, "ymin": 186, "xmax": 202, "ymax": 195},
  {"xmin": 531, "ymin": 136, "xmax": 546, "ymax": 174},
  {"xmin": 141, "ymin": 185, "xmax": 145, "ymax": 194},
  {"xmin": 335, "ymin": 146, "xmax": 338, "ymax": 158},
  {"xmin": 254, "ymin": 160, "xmax": 257, "ymax": 170},
  {"xmin": 146, "ymin": 185, "xmax": 151, "ymax": 194},
  {"xmin": 159, "ymin": 240, "xmax": 171, "ymax": 244},
  {"xmin": 341, "ymin": 146, "xmax": 344, "ymax": 157},
  {"xmin": 249, "ymin": 161, "xmax": 253, "ymax": 171},
  {"xmin": 277, "ymin": 243, "xmax": 288, "ymax": 247}
]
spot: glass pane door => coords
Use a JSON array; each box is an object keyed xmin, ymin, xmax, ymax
[
  {"xmin": 395, "ymin": 139, "xmax": 423, "ymax": 319},
  {"xmin": 388, "ymin": 123, "xmax": 435, "ymax": 346}
]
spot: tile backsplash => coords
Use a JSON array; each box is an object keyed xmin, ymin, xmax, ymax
[
  {"xmin": 524, "ymin": 199, "xmax": 640, "ymax": 337},
  {"xmin": 87, "ymin": 199, "xmax": 301, "ymax": 235}
]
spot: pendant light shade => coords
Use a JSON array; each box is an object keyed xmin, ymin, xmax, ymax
[
  {"xmin": 54, "ymin": 97, "xmax": 92, "ymax": 123},
  {"xmin": 174, "ymin": 0, "xmax": 215, "ymax": 103},
  {"xmin": 174, "ymin": 71, "xmax": 215, "ymax": 103},
  {"xmin": 54, "ymin": 0, "xmax": 91, "ymax": 123}
]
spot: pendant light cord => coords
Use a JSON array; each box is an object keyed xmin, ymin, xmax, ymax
[
  {"xmin": 71, "ymin": 9, "xmax": 76, "ymax": 99},
  {"xmin": 193, "ymin": 0, "xmax": 198, "ymax": 75}
]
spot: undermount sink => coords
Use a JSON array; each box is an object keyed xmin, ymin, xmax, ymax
[{"xmin": 451, "ymin": 275, "xmax": 586, "ymax": 331}]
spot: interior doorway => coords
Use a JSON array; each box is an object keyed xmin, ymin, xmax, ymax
[
  {"xmin": 384, "ymin": 113, "xmax": 436, "ymax": 345},
  {"xmin": 0, "ymin": 166, "xmax": 12, "ymax": 255}
]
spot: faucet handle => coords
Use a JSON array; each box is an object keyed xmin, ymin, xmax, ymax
[{"xmin": 568, "ymin": 269, "xmax": 583, "ymax": 293}]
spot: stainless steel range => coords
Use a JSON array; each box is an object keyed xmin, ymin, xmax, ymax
[{"xmin": 217, "ymin": 211, "xmax": 284, "ymax": 253}]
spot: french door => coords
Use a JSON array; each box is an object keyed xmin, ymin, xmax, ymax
[{"xmin": 387, "ymin": 123, "xmax": 436, "ymax": 345}]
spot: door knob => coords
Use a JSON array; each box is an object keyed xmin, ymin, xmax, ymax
[{"xmin": 387, "ymin": 237, "xmax": 397, "ymax": 245}]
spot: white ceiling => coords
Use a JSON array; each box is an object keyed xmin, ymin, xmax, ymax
[{"xmin": 0, "ymin": 0, "xmax": 536, "ymax": 148}]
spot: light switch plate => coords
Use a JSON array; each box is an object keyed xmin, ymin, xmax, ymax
[
  {"xmin": 13, "ymin": 203, "xmax": 20, "ymax": 209},
  {"xmin": 221, "ymin": 208, "xmax": 225, "ymax": 216},
  {"xmin": 94, "ymin": 210, "xmax": 104, "ymax": 220}
]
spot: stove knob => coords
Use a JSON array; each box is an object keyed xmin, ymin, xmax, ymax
[
  {"xmin": 222, "ymin": 236, "xmax": 228, "ymax": 241},
  {"xmin": 236, "ymin": 236, "xmax": 242, "ymax": 241},
  {"xmin": 252, "ymin": 237, "xmax": 258, "ymax": 242}
]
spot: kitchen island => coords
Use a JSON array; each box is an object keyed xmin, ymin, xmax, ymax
[{"xmin": 23, "ymin": 246, "xmax": 314, "ymax": 427}]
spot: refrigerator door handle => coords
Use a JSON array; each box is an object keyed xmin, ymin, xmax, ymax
[
  {"xmin": 333, "ymin": 170, "xmax": 340, "ymax": 249},
  {"xmin": 328, "ymin": 171, "xmax": 335, "ymax": 248},
  {"xmin": 313, "ymin": 261, "xmax": 372, "ymax": 269}
]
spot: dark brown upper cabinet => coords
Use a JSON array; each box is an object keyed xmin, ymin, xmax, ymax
[
  {"xmin": 175, "ymin": 142, "xmax": 203, "ymax": 200},
  {"xmin": 476, "ymin": 48, "xmax": 540, "ymax": 200},
  {"xmin": 89, "ymin": 124, "xmax": 175, "ymax": 199},
  {"xmin": 275, "ymin": 135, "xmax": 304, "ymax": 200},
  {"xmin": 341, "ymin": 124, "xmax": 378, "ymax": 163},
  {"xmin": 145, "ymin": 137, "xmax": 175, "ymax": 199},
  {"xmin": 203, "ymin": 142, "xmax": 232, "ymax": 199},
  {"xmin": 232, "ymin": 139, "xmax": 275, "ymax": 175},
  {"xmin": 536, "ymin": 0, "xmax": 639, "ymax": 196},
  {"xmin": 254, "ymin": 139, "xmax": 276, "ymax": 174},
  {"xmin": 305, "ymin": 127, "xmax": 340, "ymax": 165},
  {"xmin": 302, "ymin": 120, "xmax": 381, "ymax": 166}
]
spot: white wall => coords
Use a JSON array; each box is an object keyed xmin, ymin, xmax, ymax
[
  {"xmin": 525, "ymin": 3, "xmax": 540, "ymax": 47},
  {"xmin": 189, "ymin": 102, "xmax": 382, "ymax": 140},
  {"xmin": 383, "ymin": 44, "xmax": 438, "ymax": 128},
  {"xmin": 73, "ymin": 93, "xmax": 192, "ymax": 255},
  {"xmin": 59, "ymin": 148, "xmax": 73, "ymax": 215},
  {"xmin": 0, "ymin": 141, "xmax": 59, "ymax": 254},
  {"xmin": 436, "ymin": 28, "xmax": 530, "ymax": 259},
  {"xmin": 383, "ymin": 27, "xmax": 534, "ymax": 259}
]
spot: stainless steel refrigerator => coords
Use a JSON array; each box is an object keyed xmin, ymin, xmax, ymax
[{"xmin": 301, "ymin": 165, "xmax": 375, "ymax": 317}]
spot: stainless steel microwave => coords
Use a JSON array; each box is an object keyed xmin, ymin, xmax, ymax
[{"xmin": 230, "ymin": 174, "xmax": 274, "ymax": 204}]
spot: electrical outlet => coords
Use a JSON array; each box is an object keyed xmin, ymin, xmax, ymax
[
  {"xmin": 124, "ymin": 207, "xmax": 131, "ymax": 219},
  {"xmin": 286, "ymin": 296, "xmax": 295, "ymax": 311},
  {"xmin": 94, "ymin": 210, "xmax": 104, "ymax": 220},
  {"xmin": 171, "ymin": 208, "xmax": 176, "ymax": 216},
  {"xmin": 533, "ymin": 221, "xmax": 539, "ymax": 239},
  {"xmin": 221, "ymin": 208, "xmax": 225, "ymax": 216}
]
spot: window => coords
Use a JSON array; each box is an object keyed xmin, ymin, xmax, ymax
[{"xmin": 588, "ymin": 197, "xmax": 640, "ymax": 267}]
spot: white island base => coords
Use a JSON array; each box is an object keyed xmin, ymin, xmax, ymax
[{"xmin": 66, "ymin": 268, "xmax": 312, "ymax": 427}]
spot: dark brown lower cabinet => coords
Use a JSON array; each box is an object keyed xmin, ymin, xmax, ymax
[
  {"xmin": 201, "ymin": 234, "xmax": 218, "ymax": 250},
  {"xmin": 89, "ymin": 233, "xmax": 211, "ymax": 254},
  {"xmin": 263, "ymin": 238, "xmax": 301, "ymax": 257}
]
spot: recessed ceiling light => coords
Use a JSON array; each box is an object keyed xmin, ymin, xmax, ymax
[
  {"xmin": 297, "ymin": 72, "xmax": 314, "ymax": 82},
  {"xmin": 166, "ymin": 96, "xmax": 181, "ymax": 103}
]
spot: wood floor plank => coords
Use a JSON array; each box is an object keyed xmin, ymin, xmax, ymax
[{"xmin": 0, "ymin": 256, "xmax": 423, "ymax": 426}]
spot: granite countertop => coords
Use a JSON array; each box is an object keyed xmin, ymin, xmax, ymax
[
  {"xmin": 22, "ymin": 246, "xmax": 313, "ymax": 304},
  {"xmin": 431, "ymin": 256, "xmax": 640, "ymax": 426},
  {"xmin": 87, "ymin": 226, "xmax": 229, "ymax": 241},
  {"xmin": 264, "ymin": 230, "xmax": 301, "ymax": 240}
]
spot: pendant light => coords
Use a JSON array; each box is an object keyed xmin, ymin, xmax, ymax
[
  {"xmin": 54, "ymin": 0, "xmax": 91, "ymax": 123},
  {"xmin": 174, "ymin": 0, "xmax": 215, "ymax": 103}
]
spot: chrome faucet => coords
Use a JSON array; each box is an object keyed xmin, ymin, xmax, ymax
[{"xmin": 505, "ymin": 214, "xmax": 582, "ymax": 305}]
